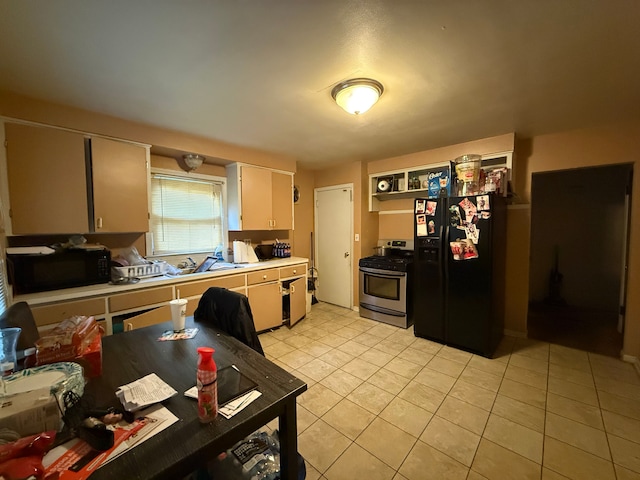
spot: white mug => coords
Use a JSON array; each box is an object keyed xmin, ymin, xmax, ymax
[{"xmin": 170, "ymin": 299, "xmax": 188, "ymax": 332}]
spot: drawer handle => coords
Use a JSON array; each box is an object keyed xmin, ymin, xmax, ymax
[
  {"xmin": 292, "ymin": 269, "xmax": 296, "ymax": 274},
  {"xmin": 262, "ymin": 274, "xmax": 267, "ymax": 280}
]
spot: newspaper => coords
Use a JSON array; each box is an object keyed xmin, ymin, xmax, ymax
[
  {"xmin": 43, "ymin": 405, "xmax": 179, "ymax": 479},
  {"xmin": 116, "ymin": 373, "xmax": 177, "ymax": 412}
]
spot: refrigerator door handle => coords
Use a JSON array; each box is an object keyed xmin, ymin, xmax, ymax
[{"xmin": 443, "ymin": 224, "xmax": 450, "ymax": 280}]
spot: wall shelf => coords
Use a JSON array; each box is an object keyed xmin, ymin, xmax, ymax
[{"xmin": 368, "ymin": 151, "xmax": 513, "ymax": 211}]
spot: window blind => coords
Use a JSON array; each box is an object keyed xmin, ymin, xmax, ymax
[{"xmin": 150, "ymin": 174, "xmax": 223, "ymax": 255}]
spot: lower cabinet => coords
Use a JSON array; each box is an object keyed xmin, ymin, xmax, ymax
[
  {"xmin": 247, "ymin": 282, "xmax": 283, "ymax": 332},
  {"xmin": 25, "ymin": 261, "xmax": 309, "ymax": 336},
  {"xmin": 282, "ymin": 276, "xmax": 306, "ymax": 327},
  {"xmin": 31, "ymin": 297, "xmax": 107, "ymax": 332}
]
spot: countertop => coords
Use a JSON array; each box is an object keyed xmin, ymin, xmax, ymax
[{"xmin": 15, "ymin": 257, "xmax": 309, "ymax": 306}]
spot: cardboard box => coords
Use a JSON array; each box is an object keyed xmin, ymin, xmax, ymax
[{"xmin": 0, "ymin": 387, "xmax": 62, "ymax": 436}]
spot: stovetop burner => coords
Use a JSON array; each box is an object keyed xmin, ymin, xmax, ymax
[{"xmin": 359, "ymin": 252, "xmax": 414, "ymax": 272}]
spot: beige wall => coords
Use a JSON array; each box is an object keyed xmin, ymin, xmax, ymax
[
  {"xmin": 293, "ymin": 167, "xmax": 315, "ymax": 260},
  {"xmin": 0, "ymin": 90, "xmax": 297, "ymax": 172},
  {"xmin": 314, "ymin": 161, "xmax": 363, "ymax": 308},
  {"xmin": 516, "ymin": 122, "xmax": 640, "ymax": 359}
]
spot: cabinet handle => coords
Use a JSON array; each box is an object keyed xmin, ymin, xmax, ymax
[
  {"xmin": 96, "ymin": 217, "xmax": 103, "ymax": 229},
  {"xmin": 291, "ymin": 284, "xmax": 295, "ymax": 293}
]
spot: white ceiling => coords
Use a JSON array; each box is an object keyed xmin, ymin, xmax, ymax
[{"xmin": 1, "ymin": 1, "xmax": 639, "ymax": 170}]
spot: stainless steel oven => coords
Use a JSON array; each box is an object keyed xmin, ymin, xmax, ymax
[{"xmin": 359, "ymin": 239, "xmax": 413, "ymax": 328}]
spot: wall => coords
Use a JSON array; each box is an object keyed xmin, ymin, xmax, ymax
[
  {"xmin": 0, "ymin": 90, "xmax": 297, "ymax": 172},
  {"xmin": 293, "ymin": 167, "xmax": 315, "ymax": 260},
  {"xmin": 314, "ymin": 161, "xmax": 363, "ymax": 308},
  {"xmin": 516, "ymin": 122, "xmax": 640, "ymax": 361},
  {"xmin": 529, "ymin": 165, "xmax": 630, "ymax": 311}
]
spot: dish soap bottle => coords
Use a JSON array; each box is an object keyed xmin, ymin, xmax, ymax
[{"xmin": 196, "ymin": 347, "xmax": 218, "ymax": 422}]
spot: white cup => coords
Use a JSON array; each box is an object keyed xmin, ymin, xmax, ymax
[{"xmin": 170, "ymin": 299, "xmax": 188, "ymax": 332}]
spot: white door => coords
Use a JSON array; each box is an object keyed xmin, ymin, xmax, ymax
[{"xmin": 314, "ymin": 185, "xmax": 353, "ymax": 308}]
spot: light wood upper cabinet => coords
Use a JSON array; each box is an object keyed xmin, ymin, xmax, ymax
[
  {"xmin": 5, "ymin": 123, "xmax": 89, "ymax": 234},
  {"xmin": 4, "ymin": 123, "xmax": 149, "ymax": 234},
  {"xmin": 90, "ymin": 137, "xmax": 149, "ymax": 233},
  {"xmin": 227, "ymin": 164, "xmax": 293, "ymax": 231}
]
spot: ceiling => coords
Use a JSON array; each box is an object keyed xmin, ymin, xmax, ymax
[{"xmin": 1, "ymin": 1, "xmax": 639, "ymax": 170}]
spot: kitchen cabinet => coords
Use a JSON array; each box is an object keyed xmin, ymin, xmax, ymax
[
  {"xmin": 226, "ymin": 164, "xmax": 293, "ymax": 231},
  {"xmin": 5, "ymin": 123, "xmax": 88, "ymax": 234},
  {"xmin": 109, "ymin": 286, "xmax": 173, "ymax": 333},
  {"xmin": 280, "ymin": 264, "xmax": 307, "ymax": 327},
  {"xmin": 4, "ymin": 123, "xmax": 150, "ymax": 234},
  {"xmin": 31, "ymin": 297, "xmax": 106, "ymax": 329},
  {"xmin": 246, "ymin": 268, "xmax": 282, "ymax": 331},
  {"xmin": 177, "ymin": 274, "xmax": 246, "ymax": 317},
  {"xmin": 89, "ymin": 136, "xmax": 149, "ymax": 232}
]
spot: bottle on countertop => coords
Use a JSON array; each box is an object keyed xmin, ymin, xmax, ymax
[{"xmin": 196, "ymin": 346, "xmax": 218, "ymax": 422}]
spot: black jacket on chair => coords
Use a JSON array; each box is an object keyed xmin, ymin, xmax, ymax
[{"xmin": 194, "ymin": 287, "xmax": 265, "ymax": 356}]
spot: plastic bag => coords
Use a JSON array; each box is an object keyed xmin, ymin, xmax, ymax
[
  {"xmin": 35, "ymin": 316, "xmax": 100, "ymax": 365},
  {"xmin": 0, "ymin": 430, "xmax": 56, "ymax": 480}
]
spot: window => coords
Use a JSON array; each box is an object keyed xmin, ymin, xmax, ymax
[{"xmin": 149, "ymin": 172, "xmax": 225, "ymax": 255}]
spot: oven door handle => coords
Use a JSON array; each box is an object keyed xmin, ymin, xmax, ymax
[
  {"xmin": 360, "ymin": 302, "xmax": 406, "ymax": 317},
  {"xmin": 359, "ymin": 267, "xmax": 406, "ymax": 277}
]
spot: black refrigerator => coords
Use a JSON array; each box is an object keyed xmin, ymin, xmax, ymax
[{"xmin": 413, "ymin": 194, "xmax": 506, "ymax": 357}]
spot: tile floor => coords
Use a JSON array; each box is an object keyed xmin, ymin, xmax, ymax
[{"xmin": 259, "ymin": 302, "xmax": 640, "ymax": 480}]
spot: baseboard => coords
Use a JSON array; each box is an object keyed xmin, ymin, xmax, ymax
[
  {"xmin": 621, "ymin": 354, "xmax": 640, "ymax": 375},
  {"xmin": 504, "ymin": 329, "xmax": 527, "ymax": 338}
]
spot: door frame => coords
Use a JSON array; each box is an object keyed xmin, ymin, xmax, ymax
[{"xmin": 314, "ymin": 183, "xmax": 354, "ymax": 309}]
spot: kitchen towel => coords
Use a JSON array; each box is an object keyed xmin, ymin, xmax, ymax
[{"xmin": 232, "ymin": 241, "xmax": 259, "ymax": 264}]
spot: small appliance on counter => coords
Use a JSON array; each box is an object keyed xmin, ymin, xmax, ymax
[
  {"xmin": 7, "ymin": 246, "xmax": 111, "ymax": 295},
  {"xmin": 254, "ymin": 244, "xmax": 274, "ymax": 260}
]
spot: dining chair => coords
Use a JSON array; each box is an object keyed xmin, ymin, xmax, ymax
[
  {"xmin": 0, "ymin": 301, "xmax": 41, "ymax": 351},
  {"xmin": 194, "ymin": 287, "xmax": 264, "ymax": 355}
]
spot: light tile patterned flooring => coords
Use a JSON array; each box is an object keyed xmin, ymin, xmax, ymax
[{"xmin": 259, "ymin": 302, "xmax": 640, "ymax": 480}]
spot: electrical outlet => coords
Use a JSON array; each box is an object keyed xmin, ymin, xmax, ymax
[{"xmin": 355, "ymin": 234, "xmax": 360, "ymax": 241}]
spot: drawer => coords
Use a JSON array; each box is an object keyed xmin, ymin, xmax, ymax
[
  {"xmin": 280, "ymin": 264, "xmax": 306, "ymax": 279},
  {"xmin": 185, "ymin": 286, "xmax": 246, "ymax": 317},
  {"xmin": 246, "ymin": 269, "xmax": 279, "ymax": 286},
  {"xmin": 31, "ymin": 298, "xmax": 106, "ymax": 327},
  {"xmin": 109, "ymin": 286, "xmax": 173, "ymax": 312},
  {"xmin": 177, "ymin": 274, "xmax": 245, "ymax": 298}
]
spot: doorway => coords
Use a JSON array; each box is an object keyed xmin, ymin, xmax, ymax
[
  {"xmin": 314, "ymin": 185, "xmax": 353, "ymax": 308},
  {"xmin": 528, "ymin": 164, "xmax": 632, "ymax": 357}
]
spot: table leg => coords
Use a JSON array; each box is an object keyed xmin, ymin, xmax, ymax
[{"xmin": 279, "ymin": 399, "xmax": 299, "ymax": 480}]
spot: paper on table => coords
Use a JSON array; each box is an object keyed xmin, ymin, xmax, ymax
[
  {"xmin": 183, "ymin": 387, "xmax": 261, "ymax": 419},
  {"xmin": 116, "ymin": 373, "xmax": 177, "ymax": 412}
]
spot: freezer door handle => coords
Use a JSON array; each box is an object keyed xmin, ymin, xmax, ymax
[{"xmin": 444, "ymin": 223, "xmax": 450, "ymax": 280}]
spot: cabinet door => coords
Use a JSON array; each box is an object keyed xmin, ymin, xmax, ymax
[
  {"xmin": 5, "ymin": 123, "xmax": 88, "ymax": 234},
  {"xmin": 91, "ymin": 137, "xmax": 149, "ymax": 232},
  {"xmin": 271, "ymin": 172, "xmax": 293, "ymax": 230},
  {"xmin": 247, "ymin": 282, "xmax": 282, "ymax": 331},
  {"xmin": 240, "ymin": 165, "xmax": 272, "ymax": 230},
  {"xmin": 288, "ymin": 276, "xmax": 306, "ymax": 326}
]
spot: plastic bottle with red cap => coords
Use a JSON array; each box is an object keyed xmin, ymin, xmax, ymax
[{"xmin": 196, "ymin": 346, "xmax": 218, "ymax": 422}]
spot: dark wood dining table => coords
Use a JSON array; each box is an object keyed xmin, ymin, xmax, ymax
[{"xmin": 83, "ymin": 317, "xmax": 307, "ymax": 479}]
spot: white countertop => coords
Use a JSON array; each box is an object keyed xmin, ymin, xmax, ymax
[{"xmin": 15, "ymin": 257, "xmax": 309, "ymax": 306}]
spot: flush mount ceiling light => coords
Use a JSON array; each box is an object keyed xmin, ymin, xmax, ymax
[
  {"xmin": 331, "ymin": 78, "xmax": 384, "ymax": 115},
  {"xmin": 182, "ymin": 154, "xmax": 205, "ymax": 171}
]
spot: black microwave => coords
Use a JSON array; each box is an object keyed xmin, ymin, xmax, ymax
[{"xmin": 7, "ymin": 248, "xmax": 111, "ymax": 295}]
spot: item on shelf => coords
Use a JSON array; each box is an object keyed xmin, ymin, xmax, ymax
[{"xmin": 376, "ymin": 177, "xmax": 393, "ymax": 192}]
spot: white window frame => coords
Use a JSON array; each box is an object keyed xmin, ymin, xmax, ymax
[{"xmin": 147, "ymin": 167, "xmax": 227, "ymax": 258}]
